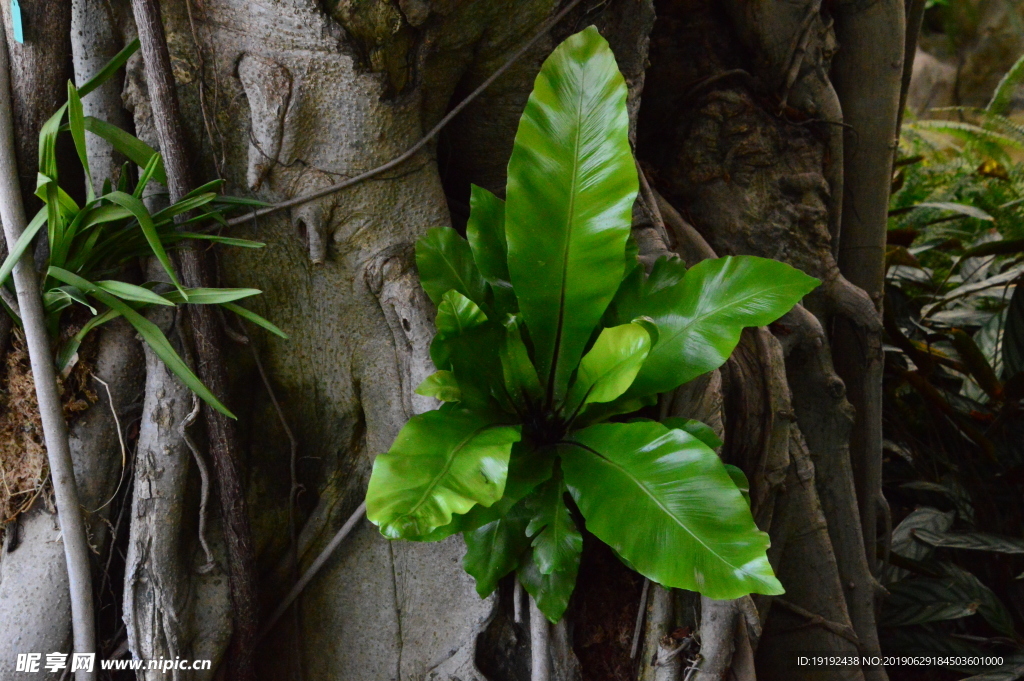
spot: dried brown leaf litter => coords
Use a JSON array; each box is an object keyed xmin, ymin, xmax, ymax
[{"xmin": 0, "ymin": 330, "xmax": 98, "ymax": 525}]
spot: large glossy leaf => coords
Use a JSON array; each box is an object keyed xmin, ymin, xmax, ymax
[
  {"xmin": 365, "ymin": 406, "xmax": 521, "ymax": 539},
  {"xmin": 504, "ymin": 26, "xmax": 637, "ymax": 405},
  {"xmin": 517, "ymin": 546, "xmax": 579, "ymax": 623},
  {"xmin": 431, "ymin": 291, "xmax": 507, "ymax": 409},
  {"xmin": 560, "ymin": 421, "xmax": 782, "ymax": 599},
  {"xmin": 662, "ymin": 417, "xmax": 723, "ymax": 449},
  {"xmin": 466, "ymin": 184, "xmax": 509, "ymax": 284},
  {"xmin": 609, "ymin": 256, "xmax": 819, "ymax": 398},
  {"xmin": 416, "ymin": 227, "xmax": 488, "ymax": 308},
  {"xmin": 463, "ymin": 499, "xmax": 532, "ymax": 598},
  {"xmin": 415, "ymin": 370, "xmax": 462, "ymax": 403},
  {"xmin": 433, "ymin": 290, "xmax": 488, "ymax": 349},
  {"xmin": 416, "ymin": 442, "xmax": 555, "ymax": 543},
  {"xmin": 526, "ymin": 476, "xmax": 582, "ymax": 575},
  {"xmin": 564, "ymin": 322, "xmax": 650, "ymax": 418},
  {"xmin": 499, "ymin": 316, "xmax": 544, "ymax": 411}
]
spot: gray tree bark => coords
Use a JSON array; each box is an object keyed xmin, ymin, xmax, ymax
[{"xmin": 0, "ymin": 0, "xmax": 908, "ymax": 679}]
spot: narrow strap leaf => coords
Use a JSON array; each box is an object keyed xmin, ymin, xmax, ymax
[
  {"xmin": 223, "ymin": 302, "xmax": 288, "ymax": 339},
  {"xmin": 83, "ymin": 117, "xmax": 167, "ymax": 185},
  {"xmin": 95, "ymin": 280, "xmax": 175, "ymax": 306},
  {"xmin": 151, "ymin": 193, "xmax": 218, "ymax": 222},
  {"xmin": 77, "ymin": 39, "xmax": 139, "ymax": 98},
  {"xmin": 66, "ymin": 81, "xmax": 95, "ymax": 202},
  {"xmin": 160, "ymin": 288, "xmax": 262, "ymax": 305},
  {"xmin": 0, "ymin": 208, "xmax": 47, "ymax": 286},
  {"xmin": 104, "ymin": 190, "xmax": 186, "ymax": 298},
  {"xmin": 176, "ymin": 232, "xmax": 266, "ymax": 248},
  {"xmin": 47, "ymin": 266, "xmax": 235, "ymax": 418},
  {"xmin": 133, "ymin": 152, "xmax": 163, "ymax": 199}
]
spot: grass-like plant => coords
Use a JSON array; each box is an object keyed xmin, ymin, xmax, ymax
[
  {"xmin": 0, "ymin": 40, "xmax": 284, "ymax": 418},
  {"xmin": 364, "ymin": 27, "xmax": 819, "ymax": 622}
]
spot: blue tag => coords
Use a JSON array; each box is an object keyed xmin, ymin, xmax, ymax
[{"xmin": 10, "ymin": 0, "xmax": 23, "ymax": 43}]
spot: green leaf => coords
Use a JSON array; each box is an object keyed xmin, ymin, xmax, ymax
[
  {"xmin": 365, "ymin": 406, "xmax": 521, "ymax": 539},
  {"xmin": 880, "ymin": 563, "xmax": 1015, "ymax": 635},
  {"xmin": 78, "ymin": 39, "xmax": 139, "ymax": 98},
  {"xmin": 104, "ymin": 191, "xmax": 184, "ymax": 296},
  {"xmin": 159, "ymin": 288, "xmax": 262, "ymax": 305},
  {"xmin": 66, "ymin": 82, "xmax": 94, "ymax": 202},
  {"xmin": 517, "ymin": 546, "xmax": 579, "ymax": 623},
  {"xmin": 1004, "ymin": 283, "xmax": 1024, "ymax": 379},
  {"xmin": 560, "ymin": 420, "xmax": 782, "ymax": 599},
  {"xmin": 610, "ymin": 256, "xmax": 819, "ymax": 398},
  {"xmin": 414, "ymin": 442, "xmax": 554, "ymax": 542},
  {"xmin": 564, "ymin": 322, "xmax": 650, "ymax": 417},
  {"xmin": 84, "ymin": 117, "xmax": 167, "ymax": 185},
  {"xmin": 499, "ymin": 315, "xmax": 544, "ymax": 411},
  {"xmin": 58, "ymin": 309, "xmax": 121, "ymax": 371},
  {"xmin": 433, "ymin": 290, "xmax": 488, "ymax": 342},
  {"xmin": 892, "ymin": 201, "xmax": 994, "ymax": 222},
  {"xmin": 152, "ymin": 193, "xmax": 218, "ymax": 223},
  {"xmin": 662, "ymin": 417, "xmax": 723, "ymax": 449},
  {"xmin": 43, "ymin": 289, "xmax": 75, "ymax": 316},
  {"xmin": 46, "ymin": 267, "xmax": 234, "ymax": 418},
  {"xmin": 963, "ymin": 657, "xmax": 1024, "ymax": 681},
  {"xmin": 222, "ymin": 302, "xmax": 288, "ymax": 339},
  {"xmin": 431, "ymin": 291, "xmax": 507, "ymax": 410},
  {"xmin": 880, "ymin": 577, "xmax": 981, "ymax": 627},
  {"xmin": 466, "ymin": 184, "xmax": 509, "ymax": 284},
  {"xmin": 883, "ymin": 506, "xmax": 955, "ymax": 584},
  {"xmin": 913, "ymin": 529, "xmax": 1024, "ymax": 555},
  {"xmin": 988, "ymin": 51, "xmax": 1024, "ymax": 115},
  {"xmin": 415, "ymin": 370, "xmax": 462, "ymax": 402},
  {"xmin": 95, "ymin": 280, "xmax": 174, "ymax": 306},
  {"xmin": 133, "ymin": 152, "xmax": 163, "ymax": 199},
  {"xmin": 0, "ymin": 209, "xmax": 47, "ymax": 286},
  {"xmin": 176, "ymin": 233, "xmax": 265, "ymax": 248},
  {"xmin": 938, "ymin": 563, "xmax": 1016, "ymax": 637},
  {"xmin": 416, "ymin": 227, "xmax": 488, "ymax": 308},
  {"xmin": 723, "ymin": 464, "xmax": 750, "ymax": 506},
  {"xmin": 463, "ymin": 499, "xmax": 533, "ymax": 598},
  {"xmin": 505, "ymin": 26, "xmax": 638, "ymax": 405},
  {"xmin": 526, "ymin": 476, "xmax": 582, "ymax": 575}
]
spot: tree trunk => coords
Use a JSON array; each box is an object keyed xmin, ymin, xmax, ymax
[{"xmin": 0, "ymin": 0, "xmax": 906, "ymax": 679}]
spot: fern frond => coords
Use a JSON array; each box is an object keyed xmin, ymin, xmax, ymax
[
  {"xmin": 910, "ymin": 120, "xmax": 1023, "ymax": 163},
  {"xmin": 930, "ymin": 107, "xmax": 1024, "ymax": 145},
  {"xmin": 988, "ymin": 51, "xmax": 1024, "ymax": 115}
]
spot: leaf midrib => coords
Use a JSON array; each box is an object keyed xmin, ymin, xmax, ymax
[
  {"xmin": 546, "ymin": 67, "xmax": 588, "ymax": 408},
  {"xmin": 564, "ymin": 438, "xmax": 758, "ymax": 579},
  {"xmin": 650, "ymin": 278, "xmax": 802, "ymax": 361},
  {"xmin": 531, "ymin": 481, "xmax": 573, "ymax": 570},
  {"xmin": 438, "ymin": 247, "xmax": 480, "ymax": 304},
  {"xmin": 404, "ymin": 423, "xmax": 503, "ymax": 522}
]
